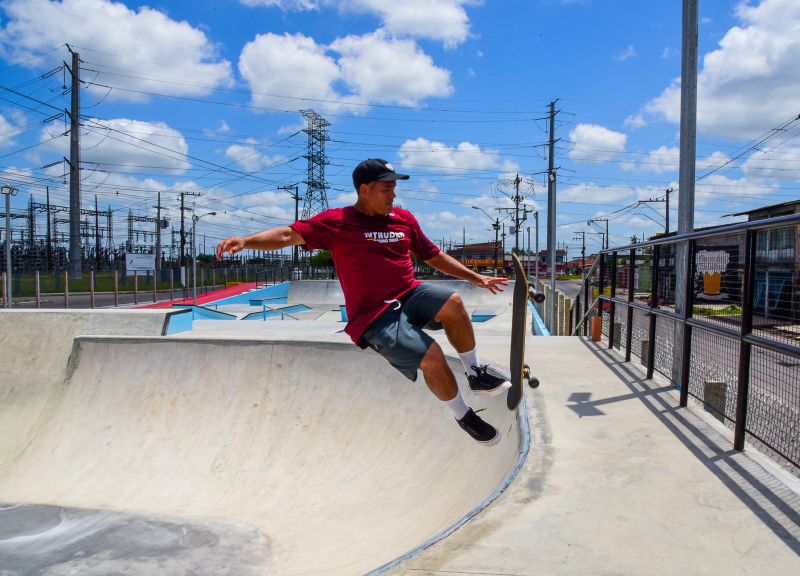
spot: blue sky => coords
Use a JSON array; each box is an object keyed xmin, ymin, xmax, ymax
[{"xmin": 1, "ymin": 0, "xmax": 798, "ymax": 261}]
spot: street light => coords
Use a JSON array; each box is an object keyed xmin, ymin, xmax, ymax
[
  {"xmin": 472, "ymin": 206, "xmax": 503, "ymax": 276},
  {"xmin": 1, "ymin": 185, "xmax": 19, "ymax": 308},
  {"xmin": 191, "ymin": 211, "xmax": 216, "ymax": 305}
]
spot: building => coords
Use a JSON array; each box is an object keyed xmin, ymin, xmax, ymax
[
  {"xmin": 446, "ymin": 241, "xmax": 564, "ymax": 275},
  {"xmin": 729, "ymin": 200, "xmax": 799, "ymax": 321}
]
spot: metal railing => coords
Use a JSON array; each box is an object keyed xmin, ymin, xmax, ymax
[
  {"xmin": 571, "ymin": 213, "xmax": 800, "ymax": 474},
  {"xmin": 1, "ymin": 264, "xmax": 294, "ymax": 308}
]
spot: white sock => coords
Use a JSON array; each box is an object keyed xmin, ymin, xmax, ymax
[
  {"xmin": 459, "ymin": 348, "xmax": 480, "ymax": 377},
  {"xmin": 445, "ymin": 391, "xmax": 470, "ymax": 420}
]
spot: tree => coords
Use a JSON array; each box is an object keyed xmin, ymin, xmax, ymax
[{"xmin": 311, "ymin": 250, "xmax": 333, "ymax": 267}]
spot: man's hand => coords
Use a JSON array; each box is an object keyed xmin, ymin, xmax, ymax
[
  {"xmin": 216, "ymin": 236, "xmax": 246, "ymax": 260},
  {"xmin": 471, "ymin": 274, "xmax": 509, "ymax": 294}
]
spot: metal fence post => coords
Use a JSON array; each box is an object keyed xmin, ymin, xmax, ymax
[
  {"xmin": 583, "ymin": 267, "xmax": 591, "ymax": 336},
  {"xmin": 35, "ymin": 271, "xmax": 40, "ymax": 308},
  {"xmin": 90, "ymin": 271, "xmax": 95, "ymax": 309},
  {"xmin": 152, "ymin": 268, "xmax": 157, "ymax": 302},
  {"xmin": 679, "ymin": 239, "xmax": 696, "ymax": 407},
  {"xmin": 114, "ymin": 270, "xmax": 119, "ymax": 307},
  {"xmin": 647, "ymin": 246, "xmax": 660, "ymax": 379},
  {"xmin": 734, "ymin": 230, "xmax": 757, "ymax": 450},
  {"xmin": 64, "ymin": 271, "xmax": 69, "ymax": 308},
  {"xmin": 134, "ymin": 273, "xmax": 138, "ymax": 305},
  {"xmin": 170, "ymin": 268, "xmax": 174, "ymax": 301},
  {"xmin": 598, "ymin": 253, "xmax": 606, "ymax": 328},
  {"xmin": 608, "ymin": 252, "xmax": 618, "ymax": 349},
  {"xmin": 625, "ymin": 248, "xmax": 635, "ymax": 361}
]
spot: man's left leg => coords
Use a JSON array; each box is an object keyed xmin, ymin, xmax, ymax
[{"xmin": 434, "ymin": 292, "xmax": 511, "ymax": 396}]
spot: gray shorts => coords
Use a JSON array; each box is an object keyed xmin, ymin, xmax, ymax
[{"xmin": 360, "ymin": 282, "xmax": 456, "ymax": 381}]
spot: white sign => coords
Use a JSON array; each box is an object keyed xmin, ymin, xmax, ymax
[{"xmin": 126, "ymin": 253, "xmax": 155, "ymax": 272}]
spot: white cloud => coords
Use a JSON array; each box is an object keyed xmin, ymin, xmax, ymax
[
  {"xmin": 0, "ymin": 113, "xmax": 20, "ymax": 148},
  {"xmin": 568, "ymin": 124, "xmax": 627, "ymax": 163},
  {"xmin": 330, "ymin": 31, "xmax": 453, "ymax": 106},
  {"xmin": 332, "ymin": 191, "xmax": 358, "ymax": 206},
  {"xmin": 240, "ymin": 31, "xmax": 451, "ymax": 113},
  {"xmin": 40, "ymin": 117, "xmax": 191, "ymax": 174},
  {"xmin": 644, "ymin": 0, "xmax": 800, "ymax": 140},
  {"xmin": 239, "ymin": 0, "xmax": 476, "ymax": 47},
  {"xmin": 559, "ymin": 182, "xmax": 643, "ymax": 205},
  {"xmin": 697, "ymin": 150, "xmax": 733, "ymax": 171},
  {"xmin": 624, "ymin": 145, "xmax": 679, "ymax": 174},
  {"xmin": 397, "ymin": 138, "xmax": 504, "ymax": 173},
  {"xmin": 0, "ymin": 0, "xmax": 233, "ymax": 102},
  {"xmin": 344, "ymin": 0, "xmax": 475, "ymax": 47},
  {"xmin": 695, "ymin": 173, "xmax": 778, "ymax": 207},
  {"xmin": 204, "ymin": 120, "xmax": 231, "ymax": 136},
  {"xmin": 741, "ymin": 144, "xmax": 800, "ymax": 181},
  {"xmin": 661, "ymin": 46, "xmax": 678, "ymax": 59},
  {"xmin": 225, "ymin": 141, "xmax": 287, "ymax": 173},
  {"xmin": 239, "ymin": 0, "xmax": 319, "ymax": 8},
  {"xmin": 614, "ymin": 45, "xmax": 637, "ymax": 61},
  {"xmin": 624, "ymin": 114, "xmax": 646, "ymax": 129},
  {"xmin": 238, "ymin": 32, "xmax": 348, "ymax": 114}
]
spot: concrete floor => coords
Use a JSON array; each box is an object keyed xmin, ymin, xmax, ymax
[{"xmin": 1, "ymin": 281, "xmax": 798, "ymax": 575}]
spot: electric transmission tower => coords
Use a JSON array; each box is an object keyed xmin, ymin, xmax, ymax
[{"xmin": 301, "ymin": 109, "xmax": 330, "ymax": 220}]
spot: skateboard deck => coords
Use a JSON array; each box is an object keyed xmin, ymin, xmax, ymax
[{"xmin": 507, "ymin": 253, "xmax": 541, "ymax": 410}]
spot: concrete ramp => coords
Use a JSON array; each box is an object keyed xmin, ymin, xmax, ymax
[
  {"xmin": 0, "ymin": 310, "xmax": 174, "ymax": 473},
  {"xmin": 288, "ymin": 279, "xmax": 514, "ymax": 309},
  {"xmin": 0, "ymin": 317, "xmax": 522, "ymax": 575}
]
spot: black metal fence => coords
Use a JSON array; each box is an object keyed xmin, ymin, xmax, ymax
[{"xmin": 572, "ymin": 214, "xmax": 800, "ymax": 475}]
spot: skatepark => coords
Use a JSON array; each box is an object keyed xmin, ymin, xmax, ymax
[{"xmin": 1, "ymin": 280, "xmax": 798, "ymax": 575}]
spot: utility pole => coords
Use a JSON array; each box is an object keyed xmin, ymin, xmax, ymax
[
  {"xmin": 547, "ymin": 100, "xmax": 560, "ymax": 329},
  {"xmin": 674, "ymin": 0, "xmax": 699, "ymax": 397},
  {"xmin": 498, "ymin": 174, "xmax": 530, "ymax": 256},
  {"xmin": 534, "ymin": 211, "xmax": 539, "ymax": 284},
  {"xmin": 665, "ymin": 187, "xmax": 674, "ymax": 234},
  {"xmin": 66, "ymin": 45, "xmax": 82, "ymax": 279},
  {"xmin": 46, "ymin": 186, "xmax": 52, "ymax": 270},
  {"xmin": 526, "ymin": 226, "xmax": 531, "ymax": 276},
  {"xmin": 179, "ymin": 191, "xmax": 201, "ymax": 266},
  {"xmin": 155, "ymin": 191, "xmax": 164, "ymax": 271},
  {"xmin": 587, "ymin": 217, "xmax": 609, "ymax": 249},
  {"xmin": 573, "ymin": 231, "xmax": 586, "ymax": 279},
  {"xmin": 94, "ymin": 195, "xmax": 100, "ymax": 268},
  {"xmin": 279, "ymin": 184, "xmax": 300, "ymax": 267}
]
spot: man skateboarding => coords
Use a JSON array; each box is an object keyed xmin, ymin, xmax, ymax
[{"xmin": 216, "ymin": 158, "xmax": 510, "ymax": 445}]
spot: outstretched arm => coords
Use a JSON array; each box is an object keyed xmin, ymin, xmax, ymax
[
  {"xmin": 216, "ymin": 226, "xmax": 305, "ymax": 260},
  {"xmin": 425, "ymin": 252, "xmax": 508, "ymax": 294}
]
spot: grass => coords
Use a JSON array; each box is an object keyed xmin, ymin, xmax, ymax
[
  {"xmin": 693, "ymin": 304, "xmax": 742, "ymax": 316},
  {"xmin": 11, "ymin": 271, "xmax": 186, "ymax": 296}
]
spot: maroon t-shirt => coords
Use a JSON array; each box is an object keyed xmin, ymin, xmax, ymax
[{"xmin": 290, "ymin": 206, "xmax": 440, "ymax": 347}]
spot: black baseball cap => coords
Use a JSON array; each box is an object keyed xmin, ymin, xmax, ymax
[{"xmin": 352, "ymin": 158, "xmax": 409, "ymax": 190}]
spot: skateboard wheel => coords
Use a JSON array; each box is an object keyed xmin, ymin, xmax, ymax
[{"xmin": 529, "ymin": 377, "xmax": 540, "ymax": 388}]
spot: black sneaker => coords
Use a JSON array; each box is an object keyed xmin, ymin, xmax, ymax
[
  {"xmin": 467, "ymin": 365, "xmax": 511, "ymax": 397},
  {"xmin": 456, "ymin": 408, "xmax": 501, "ymax": 446}
]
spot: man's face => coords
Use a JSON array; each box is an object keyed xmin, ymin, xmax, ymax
[{"xmin": 360, "ymin": 180, "xmax": 397, "ymax": 215}]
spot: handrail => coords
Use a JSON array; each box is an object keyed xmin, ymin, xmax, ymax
[
  {"xmin": 598, "ymin": 212, "xmax": 800, "ymax": 254},
  {"xmin": 571, "ymin": 213, "xmax": 800, "ymax": 471}
]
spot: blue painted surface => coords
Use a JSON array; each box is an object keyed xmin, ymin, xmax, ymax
[
  {"xmin": 178, "ymin": 306, "xmax": 236, "ymax": 321},
  {"xmin": 214, "ymin": 282, "xmax": 290, "ymax": 306},
  {"xmin": 340, "ymin": 305, "xmax": 347, "ymax": 322},
  {"xmin": 165, "ymin": 310, "xmax": 193, "ymax": 334},
  {"xmin": 242, "ymin": 304, "xmax": 311, "ymax": 320},
  {"xmin": 529, "ymin": 302, "xmax": 550, "ymax": 336}
]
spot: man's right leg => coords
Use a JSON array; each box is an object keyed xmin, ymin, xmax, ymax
[
  {"xmin": 362, "ymin": 310, "xmax": 500, "ymax": 446},
  {"xmin": 419, "ymin": 340, "xmax": 501, "ymax": 446}
]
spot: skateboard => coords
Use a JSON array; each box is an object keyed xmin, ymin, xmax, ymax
[{"xmin": 507, "ymin": 253, "xmax": 542, "ymax": 410}]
